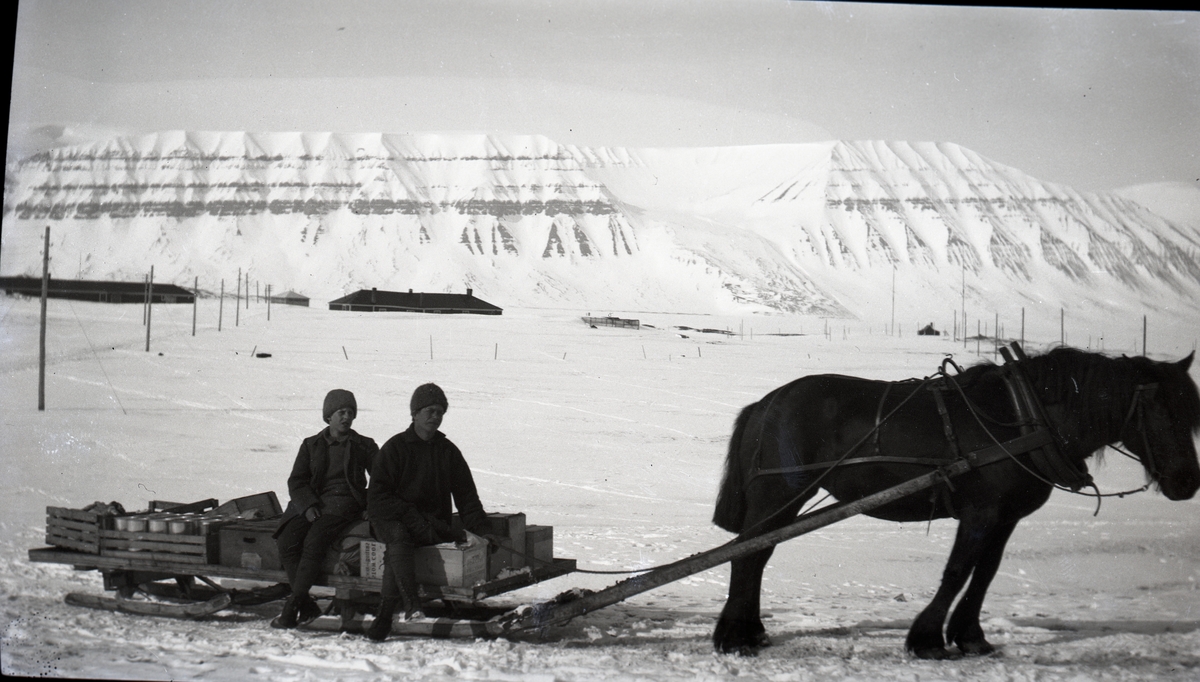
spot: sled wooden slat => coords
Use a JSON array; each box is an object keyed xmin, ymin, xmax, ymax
[
  {"xmin": 46, "ymin": 517, "xmax": 101, "ymax": 534},
  {"xmin": 304, "ymin": 614, "xmax": 495, "ymax": 638},
  {"xmin": 101, "ymin": 549, "xmax": 210, "ymax": 564},
  {"xmin": 48, "ymin": 507, "xmax": 102, "ymax": 523},
  {"xmin": 45, "ymin": 507, "xmax": 104, "ymax": 554},
  {"xmin": 45, "ymin": 533, "xmax": 100, "ymax": 554},
  {"xmin": 29, "ymin": 547, "xmax": 578, "ymax": 604},
  {"xmin": 100, "ymin": 529, "xmax": 215, "ymax": 562}
]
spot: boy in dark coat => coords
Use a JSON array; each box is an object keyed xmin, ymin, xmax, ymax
[
  {"xmin": 365, "ymin": 383, "xmax": 492, "ymax": 641},
  {"xmin": 272, "ymin": 389, "xmax": 378, "ymax": 628}
]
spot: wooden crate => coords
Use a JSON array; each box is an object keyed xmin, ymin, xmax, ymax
[
  {"xmin": 359, "ymin": 539, "xmax": 488, "ymax": 588},
  {"xmin": 100, "ymin": 529, "xmax": 217, "ymax": 564},
  {"xmin": 524, "ymin": 525, "xmax": 553, "ymax": 567},
  {"xmin": 209, "ymin": 492, "xmax": 282, "ymax": 519},
  {"xmin": 217, "ymin": 520, "xmax": 283, "ymax": 571},
  {"xmin": 46, "ymin": 507, "xmax": 105, "ymax": 554}
]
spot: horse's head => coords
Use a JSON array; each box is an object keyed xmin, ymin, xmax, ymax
[{"xmin": 1120, "ymin": 352, "xmax": 1200, "ymax": 501}]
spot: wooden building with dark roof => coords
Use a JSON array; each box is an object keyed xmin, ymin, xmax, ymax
[
  {"xmin": 328, "ymin": 288, "xmax": 502, "ymax": 315},
  {"xmin": 269, "ymin": 290, "xmax": 310, "ymax": 307},
  {"xmin": 0, "ymin": 276, "xmax": 195, "ymax": 304}
]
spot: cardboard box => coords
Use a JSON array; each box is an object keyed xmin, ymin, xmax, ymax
[
  {"xmin": 360, "ymin": 539, "xmax": 385, "ymax": 579},
  {"xmin": 524, "ymin": 525, "xmax": 553, "ymax": 568},
  {"xmin": 218, "ymin": 519, "xmax": 282, "ymax": 571},
  {"xmin": 453, "ymin": 512, "xmax": 526, "ymax": 577},
  {"xmin": 359, "ymin": 539, "xmax": 488, "ymax": 588}
]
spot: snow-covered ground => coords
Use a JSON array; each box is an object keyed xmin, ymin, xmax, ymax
[{"xmin": 1, "ymin": 295, "xmax": 1198, "ymax": 681}]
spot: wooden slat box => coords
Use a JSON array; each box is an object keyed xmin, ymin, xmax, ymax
[
  {"xmin": 46, "ymin": 507, "xmax": 105, "ymax": 554},
  {"xmin": 359, "ymin": 540, "xmax": 488, "ymax": 588},
  {"xmin": 100, "ymin": 529, "xmax": 217, "ymax": 564},
  {"xmin": 218, "ymin": 520, "xmax": 283, "ymax": 571}
]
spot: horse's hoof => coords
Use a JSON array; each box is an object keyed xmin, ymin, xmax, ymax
[
  {"xmin": 957, "ymin": 640, "xmax": 997, "ymax": 657},
  {"xmin": 714, "ymin": 640, "xmax": 763, "ymax": 656},
  {"xmin": 754, "ymin": 631, "xmax": 772, "ymax": 648},
  {"xmin": 911, "ymin": 646, "xmax": 961, "ymax": 660}
]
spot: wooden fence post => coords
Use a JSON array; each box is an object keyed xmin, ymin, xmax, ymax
[
  {"xmin": 38, "ymin": 227, "xmax": 49, "ymax": 411},
  {"xmin": 193, "ymin": 277, "xmax": 198, "ymax": 336},
  {"xmin": 145, "ymin": 266, "xmax": 154, "ymax": 352}
]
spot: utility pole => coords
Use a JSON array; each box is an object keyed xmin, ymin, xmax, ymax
[
  {"xmin": 236, "ymin": 268, "xmax": 241, "ymax": 327},
  {"xmin": 38, "ymin": 227, "xmax": 49, "ymax": 411},
  {"xmin": 891, "ymin": 266, "xmax": 896, "ymax": 337},
  {"xmin": 145, "ymin": 266, "xmax": 154, "ymax": 352},
  {"xmin": 961, "ymin": 265, "xmax": 966, "ymax": 349},
  {"xmin": 192, "ymin": 276, "xmax": 198, "ymax": 336}
]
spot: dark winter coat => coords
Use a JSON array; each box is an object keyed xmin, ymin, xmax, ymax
[
  {"xmin": 368, "ymin": 425, "xmax": 488, "ymax": 546},
  {"xmin": 279, "ymin": 427, "xmax": 378, "ymax": 527}
]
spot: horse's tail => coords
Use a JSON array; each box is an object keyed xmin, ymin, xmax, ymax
[{"xmin": 713, "ymin": 401, "xmax": 759, "ymax": 533}]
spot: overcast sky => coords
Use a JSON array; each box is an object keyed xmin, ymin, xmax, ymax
[{"xmin": 8, "ymin": 0, "xmax": 1199, "ymax": 192}]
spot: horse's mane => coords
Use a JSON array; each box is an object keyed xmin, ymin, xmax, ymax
[{"xmin": 986, "ymin": 347, "xmax": 1200, "ymax": 437}]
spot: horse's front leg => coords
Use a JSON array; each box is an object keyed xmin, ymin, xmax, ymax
[
  {"xmin": 945, "ymin": 517, "xmax": 1018, "ymax": 656},
  {"xmin": 713, "ymin": 546, "xmax": 775, "ymax": 654},
  {"xmin": 906, "ymin": 509, "xmax": 998, "ymax": 659}
]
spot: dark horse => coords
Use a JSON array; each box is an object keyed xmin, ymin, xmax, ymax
[{"xmin": 712, "ymin": 348, "xmax": 1200, "ymax": 659}]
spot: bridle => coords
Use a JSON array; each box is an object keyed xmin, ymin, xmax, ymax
[{"xmin": 1116, "ymin": 383, "xmax": 1162, "ymax": 482}]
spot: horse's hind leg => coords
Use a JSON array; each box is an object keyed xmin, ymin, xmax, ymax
[
  {"xmin": 945, "ymin": 518, "xmax": 1017, "ymax": 656},
  {"xmin": 713, "ymin": 545, "xmax": 776, "ymax": 654},
  {"xmin": 713, "ymin": 485, "xmax": 810, "ymax": 655}
]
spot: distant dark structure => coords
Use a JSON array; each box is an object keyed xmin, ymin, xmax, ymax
[
  {"xmin": 0, "ymin": 276, "xmax": 195, "ymax": 304},
  {"xmin": 918, "ymin": 323, "xmax": 941, "ymax": 336},
  {"xmin": 582, "ymin": 315, "xmax": 640, "ymax": 330},
  {"xmin": 269, "ymin": 290, "xmax": 310, "ymax": 307},
  {"xmin": 328, "ymin": 288, "xmax": 502, "ymax": 315}
]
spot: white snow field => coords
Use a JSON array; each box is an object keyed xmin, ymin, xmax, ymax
[{"xmin": 1, "ymin": 295, "xmax": 1198, "ymax": 681}]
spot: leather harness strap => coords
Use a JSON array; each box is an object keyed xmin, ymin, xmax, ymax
[
  {"xmin": 999, "ymin": 363, "xmax": 1094, "ymax": 491},
  {"xmin": 752, "ymin": 424, "xmax": 1056, "ymax": 479},
  {"xmin": 930, "ymin": 383, "xmax": 962, "ymax": 459}
]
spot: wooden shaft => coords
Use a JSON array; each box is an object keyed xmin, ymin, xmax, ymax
[{"xmin": 494, "ymin": 459, "xmax": 972, "ymax": 635}]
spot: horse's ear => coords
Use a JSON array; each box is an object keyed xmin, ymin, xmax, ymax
[{"xmin": 1179, "ymin": 351, "xmax": 1195, "ymax": 371}]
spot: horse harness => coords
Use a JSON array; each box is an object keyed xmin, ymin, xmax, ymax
[{"xmin": 748, "ymin": 343, "xmax": 1166, "ymax": 502}]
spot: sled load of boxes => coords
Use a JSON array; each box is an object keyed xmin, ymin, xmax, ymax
[{"xmin": 45, "ymin": 492, "xmax": 552, "ymax": 588}]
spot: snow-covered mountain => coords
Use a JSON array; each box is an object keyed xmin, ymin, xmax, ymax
[{"xmin": 4, "ymin": 131, "xmax": 1199, "ymax": 322}]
